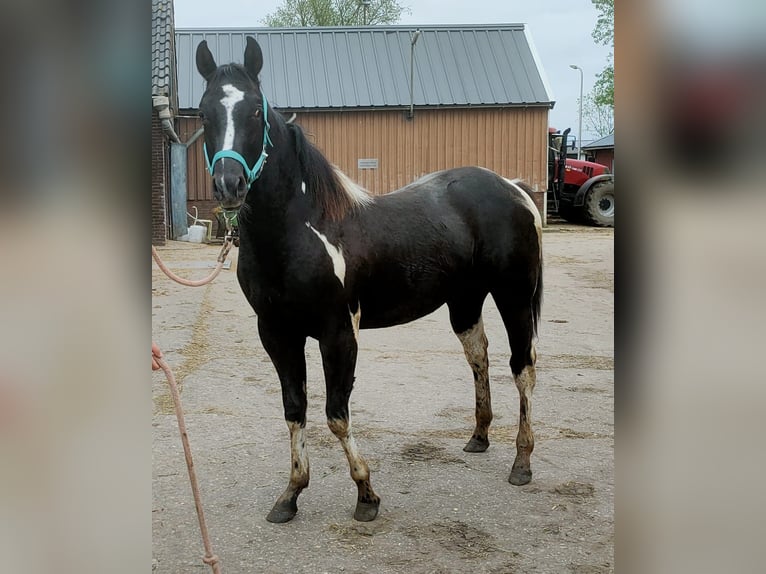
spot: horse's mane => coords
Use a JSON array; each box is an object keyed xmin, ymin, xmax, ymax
[{"xmin": 288, "ymin": 123, "xmax": 373, "ymax": 220}]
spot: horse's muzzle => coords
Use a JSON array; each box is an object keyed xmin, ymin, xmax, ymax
[{"xmin": 214, "ymin": 171, "xmax": 247, "ymax": 208}]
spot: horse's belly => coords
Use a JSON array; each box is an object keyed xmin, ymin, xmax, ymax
[{"xmin": 357, "ymin": 276, "xmax": 451, "ymax": 328}]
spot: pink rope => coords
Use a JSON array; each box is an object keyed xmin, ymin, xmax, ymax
[
  {"xmin": 156, "ymin": 356, "xmax": 223, "ymax": 574},
  {"xmin": 153, "ymin": 238, "xmax": 235, "ymax": 572},
  {"xmin": 152, "ymin": 237, "xmax": 235, "ymax": 287}
]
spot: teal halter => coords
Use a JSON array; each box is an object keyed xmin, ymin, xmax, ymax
[{"xmin": 204, "ymin": 93, "xmax": 273, "ymax": 186}]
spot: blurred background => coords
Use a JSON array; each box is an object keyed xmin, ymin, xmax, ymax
[
  {"xmin": 618, "ymin": 1, "xmax": 766, "ymax": 572},
  {"xmin": 0, "ymin": 2, "xmax": 148, "ymax": 573},
  {"xmin": 0, "ymin": 0, "xmax": 764, "ymax": 572}
]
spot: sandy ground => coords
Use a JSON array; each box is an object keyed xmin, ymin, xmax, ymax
[{"xmin": 152, "ymin": 224, "xmax": 613, "ymax": 573}]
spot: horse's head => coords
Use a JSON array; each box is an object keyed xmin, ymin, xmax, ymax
[{"xmin": 196, "ymin": 37, "xmax": 271, "ymax": 210}]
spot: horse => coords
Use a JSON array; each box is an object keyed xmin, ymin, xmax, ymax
[{"xmin": 195, "ymin": 37, "xmax": 543, "ymax": 524}]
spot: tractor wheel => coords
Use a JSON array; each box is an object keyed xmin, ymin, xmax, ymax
[
  {"xmin": 557, "ymin": 203, "xmax": 582, "ymax": 224},
  {"xmin": 582, "ymin": 182, "xmax": 614, "ymax": 227}
]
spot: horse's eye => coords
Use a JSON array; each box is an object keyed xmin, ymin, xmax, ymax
[{"xmin": 253, "ymin": 109, "xmax": 261, "ymax": 119}]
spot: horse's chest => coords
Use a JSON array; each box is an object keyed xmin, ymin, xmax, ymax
[{"xmin": 237, "ymin": 249, "xmax": 346, "ymax": 320}]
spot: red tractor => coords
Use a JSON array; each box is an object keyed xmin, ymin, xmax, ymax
[{"xmin": 548, "ymin": 128, "xmax": 614, "ymax": 227}]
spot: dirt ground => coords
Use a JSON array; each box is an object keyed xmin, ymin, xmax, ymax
[{"xmin": 152, "ymin": 224, "xmax": 613, "ymax": 574}]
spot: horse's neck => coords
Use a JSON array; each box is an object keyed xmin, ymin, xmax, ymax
[{"xmin": 239, "ymin": 158, "xmax": 318, "ymax": 243}]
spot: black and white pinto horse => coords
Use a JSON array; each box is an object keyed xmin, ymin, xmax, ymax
[{"xmin": 196, "ymin": 37, "xmax": 543, "ymax": 524}]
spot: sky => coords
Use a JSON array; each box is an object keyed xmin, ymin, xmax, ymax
[{"xmin": 173, "ymin": 0, "xmax": 612, "ymax": 143}]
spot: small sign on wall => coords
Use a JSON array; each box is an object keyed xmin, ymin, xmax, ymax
[{"xmin": 358, "ymin": 158, "xmax": 379, "ymax": 170}]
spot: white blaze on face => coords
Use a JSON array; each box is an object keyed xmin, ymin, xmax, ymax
[
  {"xmin": 306, "ymin": 222, "xmax": 346, "ymax": 286},
  {"xmin": 220, "ymin": 84, "xmax": 245, "ymax": 151}
]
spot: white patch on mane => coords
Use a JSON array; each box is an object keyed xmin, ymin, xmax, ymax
[
  {"xmin": 220, "ymin": 84, "xmax": 245, "ymax": 152},
  {"xmin": 307, "ymin": 222, "xmax": 346, "ymax": 286},
  {"xmin": 332, "ymin": 167, "xmax": 374, "ymax": 208}
]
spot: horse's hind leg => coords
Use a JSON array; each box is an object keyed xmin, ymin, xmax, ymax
[
  {"xmin": 320, "ymin": 315, "xmax": 380, "ymax": 522},
  {"xmin": 493, "ymin": 293, "xmax": 537, "ymax": 485},
  {"xmin": 258, "ymin": 320, "xmax": 309, "ymax": 523},
  {"xmin": 448, "ymin": 296, "xmax": 492, "ymax": 453}
]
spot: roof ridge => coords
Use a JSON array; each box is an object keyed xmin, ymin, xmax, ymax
[
  {"xmin": 176, "ymin": 24, "xmax": 528, "ymax": 32},
  {"xmin": 174, "ymin": 26, "xmax": 552, "ymax": 110}
]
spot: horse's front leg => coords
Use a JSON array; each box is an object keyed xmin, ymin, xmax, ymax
[
  {"xmin": 319, "ymin": 318, "xmax": 380, "ymax": 522},
  {"xmin": 258, "ymin": 319, "xmax": 309, "ymax": 523}
]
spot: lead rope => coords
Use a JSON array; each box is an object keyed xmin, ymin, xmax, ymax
[
  {"xmin": 155, "ymin": 355, "xmax": 222, "ymax": 574},
  {"xmin": 153, "ymin": 230, "xmax": 237, "ymax": 573},
  {"xmin": 151, "ymin": 233, "xmax": 236, "ymax": 287}
]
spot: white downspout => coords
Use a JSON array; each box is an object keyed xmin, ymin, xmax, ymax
[{"xmin": 152, "ymin": 95, "xmax": 181, "ymax": 143}]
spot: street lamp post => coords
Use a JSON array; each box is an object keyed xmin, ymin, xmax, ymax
[
  {"xmin": 360, "ymin": 0, "xmax": 370, "ymax": 25},
  {"xmin": 408, "ymin": 29, "xmax": 421, "ymax": 120},
  {"xmin": 569, "ymin": 64, "xmax": 583, "ymax": 159}
]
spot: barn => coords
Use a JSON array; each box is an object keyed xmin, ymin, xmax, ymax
[
  {"xmin": 173, "ymin": 25, "xmax": 555, "ymax": 235},
  {"xmin": 582, "ymin": 133, "xmax": 615, "ymax": 172}
]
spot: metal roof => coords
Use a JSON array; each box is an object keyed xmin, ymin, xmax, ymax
[
  {"xmin": 152, "ymin": 0, "xmax": 176, "ymax": 103},
  {"xmin": 175, "ymin": 25, "xmax": 554, "ymax": 111},
  {"xmin": 582, "ymin": 133, "xmax": 614, "ymax": 150}
]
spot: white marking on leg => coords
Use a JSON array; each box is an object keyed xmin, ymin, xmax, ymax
[
  {"xmin": 220, "ymin": 84, "xmax": 245, "ymax": 152},
  {"xmin": 457, "ymin": 318, "xmax": 492, "ymax": 432},
  {"xmin": 328, "ymin": 418, "xmax": 369, "ymax": 482},
  {"xmin": 287, "ymin": 421, "xmax": 309, "ymax": 488},
  {"xmin": 514, "ymin": 364, "xmax": 536, "ymax": 403},
  {"xmin": 307, "ymin": 224, "xmax": 346, "ymax": 286},
  {"xmin": 457, "ymin": 318, "xmax": 488, "ymax": 368},
  {"xmin": 513, "ymin": 363, "xmax": 537, "ymax": 450},
  {"xmin": 349, "ymin": 305, "xmax": 361, "ymax": 341}
]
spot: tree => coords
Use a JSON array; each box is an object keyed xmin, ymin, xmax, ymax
[
  {"xmin": 590, "ymin": 0, "xmax": 614, "ymax": 107},
  {"xmin": 262, "ymin": 0, "xmax": 408, "ymax": 27},
  {"xmin": 581, "ymin": 93, "xmax": 614, "ymax": 139}
]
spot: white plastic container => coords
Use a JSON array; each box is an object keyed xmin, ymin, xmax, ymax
[{"xmin": 188, "ymin": 224, "xmax": 207, "ymax": 243}]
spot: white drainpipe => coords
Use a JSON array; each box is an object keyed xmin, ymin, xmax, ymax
[{"xmin": 152, "ymin": 95, "xmax": 181, "ymax": 143}]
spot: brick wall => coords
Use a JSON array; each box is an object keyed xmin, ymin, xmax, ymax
[{"xmin": 152, "ymin": 111, "xmax": 168, "ymax": 245}]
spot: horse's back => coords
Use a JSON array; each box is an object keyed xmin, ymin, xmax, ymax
[
  {"xmin": 385, "ymin": 166, "xmax": 541, "ymax": 256},
  {"xmin": 351, "ymin": 166, "xmax": 541, "ymax": 328}
]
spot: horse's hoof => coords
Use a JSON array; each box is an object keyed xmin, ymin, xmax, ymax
[
  {"xmin": 508, "ymin": 466, "xmax": 532, "ymax": 486},
  {"xmin": 354, "ymin": 501, "xmax": 380, "ymax": 522},
  {"xmin": 266, "ymin": 500, "xmax": 298, "ymax": 523},
  {"xmin": 463, "ymin": 436, "xmax": 489, "ymax": 453}
]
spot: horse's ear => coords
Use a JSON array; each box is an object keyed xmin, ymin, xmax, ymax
[
  {"xmin": 244, "ymin": 36, "xmax": 264, "ymax": 80},
  {"xmin": 196, "ymin": 40, "xmax": 217, "ymax": 81}
]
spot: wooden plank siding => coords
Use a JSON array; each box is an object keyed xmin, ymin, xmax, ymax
[
  {"xmin": 177, "ymin": 107, "xmax": 548, "ymax": 222},
  {"xmin": 177, "ymin": 116, "xmax": 214, "ymax": 202}
]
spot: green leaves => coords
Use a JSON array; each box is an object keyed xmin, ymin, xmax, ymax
[
  {"xmin": 590, "ymin": 0, "xmax": 614, "ymax": 107},
  {"xmin": 591, "ymin": 0, "xmax": 614, "ymax": 47},
  {"xmin": 263, "ymin": 0, "xmax": 409, "ymax": 27}
]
